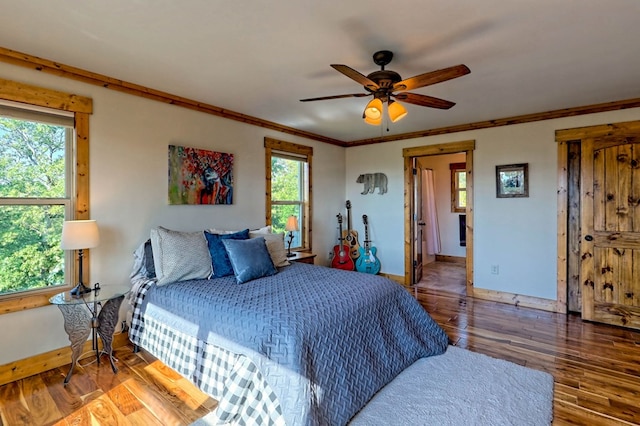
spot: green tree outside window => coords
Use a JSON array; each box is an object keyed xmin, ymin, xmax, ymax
[{"xmin": 0, "ymin": 116, "xmax": 70, "ymax": 295}]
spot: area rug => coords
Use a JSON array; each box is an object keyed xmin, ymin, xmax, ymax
[
  {"xmin": 349, "ymin": 345, "xmax": 554, "ymax": 425},
  {"xmin": 193, "ymin": 345, "xmax": 553, "ymax": 425}
]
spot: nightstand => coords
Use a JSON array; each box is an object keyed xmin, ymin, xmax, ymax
[
  {"xmin": 288, "ymin": 251, "xmax": 317, "ymax": 264},
  {"xmin": 50, "ymin": 284, "xmax": 130, "ymax": 385}
]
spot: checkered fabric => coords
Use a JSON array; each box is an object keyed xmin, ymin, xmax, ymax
[{"xmin": 130, "ymin": 279, "xmax": 285, "ymax": 425}]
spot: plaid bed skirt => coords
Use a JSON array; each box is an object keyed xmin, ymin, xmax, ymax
[{"xmin": 129, "ymin": 279, "xmax": 285, "ymax": 425}]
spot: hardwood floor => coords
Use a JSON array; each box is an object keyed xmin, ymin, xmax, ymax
[
  {"xmin": 0, "ymin": 347, "xmax": 217, "ymax": 426},
  {"xmin": 416, "ymin": 260, "xmax": 466, "ymax": 295},
  {"xmin": 1, "ymin": 289, "xmax": 640, "ymax": 425}
]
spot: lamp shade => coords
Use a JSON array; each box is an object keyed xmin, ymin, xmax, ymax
[
  {"xmin": 388, "ymin": 100, "xmax": 408, "ymax": 122},
  {"xmin": 363, "ymin": 114, "xmax": 382, "ymax": 126},
  {"xmin": 60, "ymin": 220, "xmax": 100, "ymax": 250},
  {"xmin": 285, "ymin": 215, "xmax": 299, "ymax": 232},
  {"xmin": 364, "ymin": 98, "xmax": 383, "ymax": 120}
]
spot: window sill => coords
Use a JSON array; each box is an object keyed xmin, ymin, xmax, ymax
[{"xmin": 0, "ymin": 287, "xmax": 70, "ymax": 315}]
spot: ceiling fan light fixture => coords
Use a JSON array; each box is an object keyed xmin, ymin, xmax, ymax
[
  {"xmin": 363, "ymin": 113, "xmax": 382, "ymax": 126},
  {"xmin": 364, "ymin": 97, "xmax": 383, "ymax": 120},
  {"xmin": 388, "ymin": 100, "xmax": 408, "ymax": 123}
]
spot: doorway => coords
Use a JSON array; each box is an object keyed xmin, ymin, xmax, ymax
[
  {"xmin": 415, "ymin": 154, "xmax": 467, "ymax": 295},
  {"xmin": 403, "ymin": 140, "xmax": 475, "ymax": 296}
]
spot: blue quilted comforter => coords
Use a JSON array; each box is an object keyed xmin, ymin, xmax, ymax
[{"xmin": 139, "ymin": 263, "xmax": 448, "ymax": 425}]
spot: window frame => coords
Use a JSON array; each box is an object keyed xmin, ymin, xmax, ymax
[
  {"xmin": 450, "ymin": 162, "xmax": 467, "ymax": 213},
  {"xmin": 0, "ymin": 77, "xmax": 92, "ymax": 314},
  {"xmin": 264, "ymin": 137, "xmax": 313, "ymax": 252}
]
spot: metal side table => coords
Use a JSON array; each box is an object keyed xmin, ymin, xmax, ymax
[{"xmin": 49, "ymin": 284, "xmax": 130, "ymax": 385}]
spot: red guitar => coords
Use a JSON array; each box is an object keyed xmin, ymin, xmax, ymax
[{"xmin": 332, "ymin": 213, "xmax": 355, "ymax": 270}]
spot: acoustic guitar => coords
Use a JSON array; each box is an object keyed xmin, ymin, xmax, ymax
[
  {"xmin": 342, "ymin": 200, "xmax": 360, "ymax": 260},
  {"xmin": 355, "ymin": 215, "xmax": 381, "ymax": 274},
  {"xmin": 332, "ymin": 213, "xmax": 355, "ymax": 270}
]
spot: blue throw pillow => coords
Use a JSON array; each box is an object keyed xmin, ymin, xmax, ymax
[
  {"xmin": 222, "ymin": 237, "xmax": 277, "ymax": 283},
  {"xmin": 204, "ymin": 229, "xmax": 250, "ymax": 277}
]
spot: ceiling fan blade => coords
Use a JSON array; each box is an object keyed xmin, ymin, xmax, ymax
[
  {"xmin": 331, "ymin": 64, "xmax": 379, "ymax": 90},
  {"xmin": 393, "ymin": 64, "xmax": 470, "ymax": 92},
  {"xmin": 395, "ymin": 92, "xmax": 456, "ymax": 109},
  {"xmin": 300, "ymin": 93, "xmax": 370, "ymax": 102}
]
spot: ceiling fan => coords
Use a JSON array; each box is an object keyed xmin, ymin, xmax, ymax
[{"xmin": 300, "ymin": 50, "xmax": 470, "ymax": 125}]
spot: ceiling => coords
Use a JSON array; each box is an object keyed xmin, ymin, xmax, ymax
[{"xmin": 2, "ymin": 1, "xmax": 640, "ymax": 143}]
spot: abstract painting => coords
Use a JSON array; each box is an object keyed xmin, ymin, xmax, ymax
[{"xmin": 168, "ymin": 145, "xmax": 234, "ymax": 205}]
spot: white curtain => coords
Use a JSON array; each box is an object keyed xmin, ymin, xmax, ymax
[{"xmin": 422, "ymin": 169, "xmax": 441, "ymax": 255}]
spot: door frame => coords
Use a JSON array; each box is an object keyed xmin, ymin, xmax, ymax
[
  {"xmin": 403, "ymin": 140, "xmax": 475, "ymax": 295},
  {"xmin": 412, "ymin": 158, "xmax": 424, "ymax": 284},
  {"xmin": 556, "ymin": 119, "xmax": 640, "ymax": 315}
]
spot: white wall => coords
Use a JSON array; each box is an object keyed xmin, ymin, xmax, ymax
[
  {"xmin": 418, "ymin": 153, "xmax": 466, "ymax": 258},
  {"xmin": 0, "ymin": 62, "xmax": 346, "ymax": 364},
  {"xmin": 346, "ymin": 107, "xmax": 640, "ymax": 302}
]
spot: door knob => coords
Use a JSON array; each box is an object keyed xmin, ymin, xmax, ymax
[{"xmin": 584, "ymin": 235, "xmax": 593, "ymax": 241}]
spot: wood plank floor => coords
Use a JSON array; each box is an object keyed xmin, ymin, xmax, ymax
[
  {"xmin": 417, "ymin": 261, "xmax": 467, "ymax": 295},
  {"xmin": 1, "ymin": 289, "xmax": 639, "ymax": 425}
]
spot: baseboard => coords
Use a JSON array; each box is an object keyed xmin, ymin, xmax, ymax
[
  {"xmin": 0, "ymin": 331, "xmax": 130, "ymax": 386},
  {"xmin": 473, "ymin": 288, "xmax": 559, "ymax": 312},
  {"xmin": 380, "ymin": 272, "xmax": 405, "ymax": 285},
  {"xmin": 435, "ymin": 255, "xmax": 466, "ymax": 264}
]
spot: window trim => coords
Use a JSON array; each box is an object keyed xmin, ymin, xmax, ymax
[
  {"xmin": 450, "ymin": 162, "xmax": 466, "ymax": 213},
  {"xmin": 0, "ymin": 77, "xmax": 92, "ymax": 314},
  {"xmin": 264, "ymin": 137, "xmax": 313, "ymax": 252}
]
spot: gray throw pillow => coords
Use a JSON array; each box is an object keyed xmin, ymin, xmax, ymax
[{"xmin": 150, "ymin": 227, "xmax": 212, "ymax": 286}]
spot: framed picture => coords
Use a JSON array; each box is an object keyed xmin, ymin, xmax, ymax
[
  {"xmin": 496, "ymin": 163, "xmax": 528, "ymax": 198},
  {"xmin": 168, "ymin": 145, "xmax": 234, "ymax": 205}
]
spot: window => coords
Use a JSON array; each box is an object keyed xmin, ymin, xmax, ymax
[
  {"xmin": 0, "ymin": 77, "xmax": 91, "ymax": 313},
  {"xmin": 0, "ymin": 104, "xmax": 74, "ymax": 297},
  {"xmin": 265, "ymin": 137, "xmax": 312, "ymax": 251},
  {"xmin": 450, "ymin": 162, "xmax": 466, "ymax": 213}
]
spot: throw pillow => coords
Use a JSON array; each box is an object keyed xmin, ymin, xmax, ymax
[
  {"xmin": 143, "ymin": 239, "xmax": 156, "ymax": 279},
  {"xmin": 150, "ymin": 227, "xmax": 212, "ymax": 286},
  {"xmin": 222, "ymin": 237, "xmax": 277, "ymax": 283},
  {"xmin": 249, "ymin": 231, "xmax": 290, "ymax": 267},
  {"xmin": 251, "ymin": 225, "xmax": 272, "ymax": 234},
  {"xmin": 206, "ymin": 228, "xmax": 237, "ymax": 235},
  {"xmin": 208, "ymin": 225, "xmax": 271, "ymax": 235},
  {"xmin": 204, "ymin": 229, "xmax": 250, "ymax": 277}
]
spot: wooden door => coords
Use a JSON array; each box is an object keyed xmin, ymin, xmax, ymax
[
  {"xmin": 581, "ymin": 135, "xmax": 640, "ymax": 329},
  {"xmin": 413, "ymin": 159, "xmax": 424, "ymax": 284}
]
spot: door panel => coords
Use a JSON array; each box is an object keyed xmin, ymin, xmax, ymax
[{"xmin": 581, "ymin": 136, "xmax": 640, "ymax": 329}]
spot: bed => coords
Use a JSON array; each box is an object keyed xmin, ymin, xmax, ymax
[{"xmin": 128, "ymin": 227, "xmax": 448, "ymax": 425}]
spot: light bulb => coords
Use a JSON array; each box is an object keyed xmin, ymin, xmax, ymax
[
  {"xmin": 364, "ymin": 114, "xmax": 382, "ymax": 125},
  {"xmin": 364, "ymin": 98, "xmax": 383, "ymax": 120}
]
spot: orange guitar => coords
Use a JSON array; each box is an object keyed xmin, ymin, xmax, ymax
[
  {"xmin": 332, "ymin": 213, "xmax": 355, "ymax": 270},
  {"xmin": 342, "ymin": 200, "xmax": 360, "ymax": 260}
]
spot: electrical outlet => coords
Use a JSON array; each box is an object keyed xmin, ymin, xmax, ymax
[{"xmin": 491, "ymin": 265, "xmax": 499, "ymax": 275}]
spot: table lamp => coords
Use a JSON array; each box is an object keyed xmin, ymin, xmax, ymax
[
  {"xmin": 285, "ymin": 215, "xmax": 299, "ymax": 257},
  {"xmin": 61, "ymin": 220, "xmax": 100, "ymax": 297}
]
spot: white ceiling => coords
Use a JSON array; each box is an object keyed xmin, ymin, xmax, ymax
[{"xmin": 2, "ymin": 0, "xmax": 640, "ymax": 143}]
